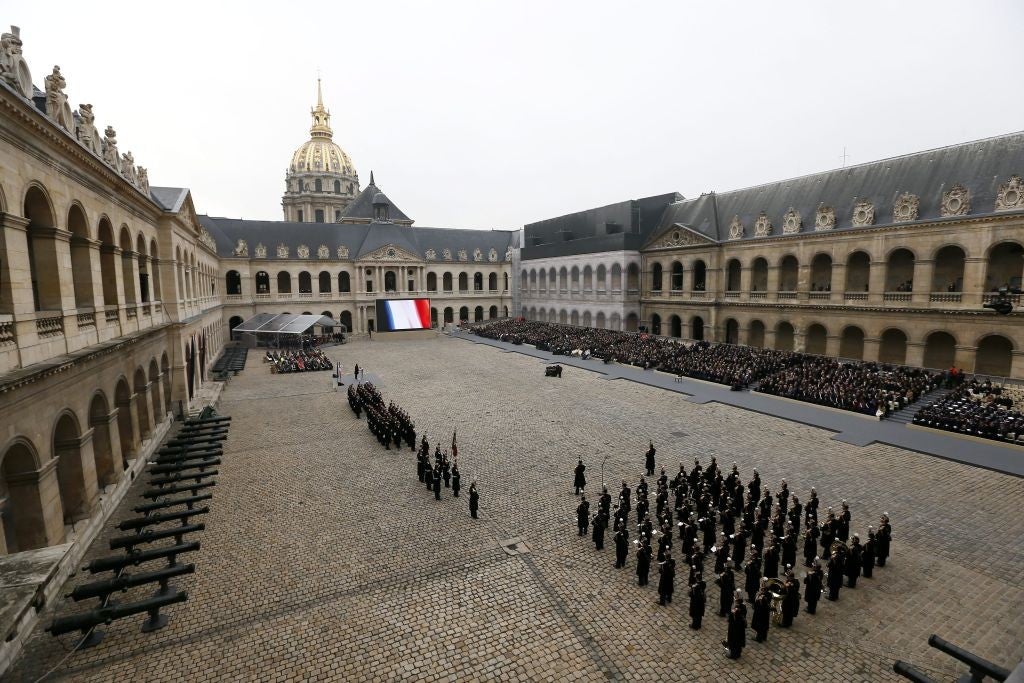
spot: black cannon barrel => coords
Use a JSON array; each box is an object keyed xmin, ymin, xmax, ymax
[
  {"xmin": 157, "ymin": 444, "xmax": 222, "ymax": 456},
  {"xmin": 134, "ymin": 494, "xmax": 213, "ymax": 514},
  {"xmin": 893, "ymin": 661, "xmax": 938, "ymax": 683},
  {"xmin": 69, "ymin": 564, "xmax": 195, "ymax": 601},
  {"xmin": 179, "ymin": 422, "xmax": 229, "ymax": 432},
  {"xmin": 48, "ymin": 590, "xmax": 188, "ymax": 636},
  {"xmin": 172, "ymin": 426, "xmax": 229, "ymax": 437},
  {"xmin": 142, "ymin": 482, "xmax": 215, "ymax": 499},
  {"xmin": 117, "ymin": 508, "xmax": 209, "ymax": 531},
  {"xmin": 151, "ymin": 450, "xmax": 223, "ymax": 465},
  {"xmin": 109, "ymin": 523, "xmax": 205, "ymax": 551},
  {"xmin": 148, "ymin": 471, "xmax": 218, "ymax": 487},
  {"xmin": 166, "ymin": 435, "xmax": 226, "ymax": 447},
  {"xmin": 184, "ymin": 416, "xmax": 231, "ymax": 425},
  {"xmin": 86, "ymin": 541, "xmax": 200, "ymax": 573},
  {"xmin": 928, "ymin": 635, "xmax": 1011, "ymax": 681},
  {"xmin": 148, "ymin": 459, "xmax": 221, "ymax": 475}
]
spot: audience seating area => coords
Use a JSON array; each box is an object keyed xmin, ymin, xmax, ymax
[{"xmin": 913, "ymin": 379, "xmax": 1024, "ymax": 444}]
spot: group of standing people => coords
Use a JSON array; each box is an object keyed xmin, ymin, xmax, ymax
[
  {"xmin": 573, "ymin": 444, "xmax": 894, "ymax": 660},
  {"xmin": 414, "ymin": 436, "xmax": 479, "ymax": 517}
]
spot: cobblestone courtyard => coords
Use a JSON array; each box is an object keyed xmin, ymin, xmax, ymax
[{"xmin": 10, "ymin": 336, "xmax": 1024, "ymax": 682}]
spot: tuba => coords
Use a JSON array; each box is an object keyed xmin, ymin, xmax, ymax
[
  {"xmin": 765, "ymin": 578, "xmax": 786, "ymax": 625},
  {"xmin": 830, "ymin": 540, "xmax": 849, "ymax": 562}
]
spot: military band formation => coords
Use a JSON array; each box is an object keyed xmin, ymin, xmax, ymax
[{"xmin": 573, "ymin": 445, "xmax": 893, "ymax": 660}]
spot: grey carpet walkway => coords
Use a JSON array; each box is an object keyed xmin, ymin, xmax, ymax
[{"xmin": 452, "ymin": 331, "xmax": 1024, "ymax": 478}]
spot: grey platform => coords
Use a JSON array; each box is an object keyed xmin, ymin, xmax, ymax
[{"xmin": 453, "ymin": 331, "xmax": 1024, "ymax": 478}]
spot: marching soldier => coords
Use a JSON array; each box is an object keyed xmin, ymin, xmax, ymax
[
  {"xmin": 469, "ymin": 481, "xmax": 479, "ymax": 519},
  {"xmin": 803, "ymin": 523, "xmax": 819, "ymax": 568},
  {"xmin": 763, "ymin": 540, "xmax": 780, "ymax": 579},
  {"xmin": 751, "ymin": 579, "xmax": 771, "ymax": 642},
  {"xmin": 657, "ymin": 551, "xmax": 676, "ymax": 606},
  {"xmin": 577, "ymin": 496, "xmax": 590, "ymax": 536},
  {"xmin": 442, "ymin": 457, "xmax": 452, "ymax": 488},
  {"xmin": 636, "ymin": 538, "xmax": 652, "ymax": 586},
  {"xmin": 713, "ymin": 532, "xmax": 730, "ymax": 574},
  {"xmin": 574, "ymin": 458, "xmax": 587, "ymax": 495},
  {"xmin": 618, "ymin": 481, "xmax": 632, "ymax": 520},
  {"xmin": 424, "ymin": 463, "xmax": 434, "ymax": 492},
  {"xmin": 806, "ymin": 487, "xmax": 820, "ymax": 523},
  {"xmin": 804, "ymin": 559, "xmax": 823, "ymax": 614},
  {"xmin": 689, "ymin": 573, "xmax": 707, "ymax": 629},
  {"xmin": 599, "ymin": 487, "xmax": 612, "ymax": 517}
]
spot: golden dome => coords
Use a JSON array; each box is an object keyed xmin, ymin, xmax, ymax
[{"xmin": 288, "ymin": 79, "xmax": 357, "ymax": 177}]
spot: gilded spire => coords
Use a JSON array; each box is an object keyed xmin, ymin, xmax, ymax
[{"xmin": 309, "ymin": 78, "xmax": 333, "ymax": 139}]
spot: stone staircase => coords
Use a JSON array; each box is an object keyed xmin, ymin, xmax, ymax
[{"xmin": 886, "ymin": 387, "xmax": 954, "ymax": 425}]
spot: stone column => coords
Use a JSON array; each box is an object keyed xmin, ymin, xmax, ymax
[
  {"xmin": 868, "ymin": 261, "xmax": 886, "ymax": 304},
  {"xmin": 90, "ymin": 410, "xmax": 122, "ymax": 487},
  {"xmin": 136, "ymin": 384, "xmax": 153, "ymax": 440},
  {"xmin": 797, "ymin": 263, "xmax": 811, "ymax": 302},
  {"xmin": 0, "ymin": 214, "xmax": 34, "ymax": 321},
  {"xmin": 962, "ymin": 257, "xmax": 986, "ymax": 307},
  {"xmin": 117, "ymin": 394, "xmax": 141, "ymax": 459},
  {"xmin": 1010, "ymin": 350, "xmax": 1024, "ymax": 380},
  {"xmin": 830, "ymin": 262, "xmax": 846, "ymax": 302},
  {"xmin": 905, "ymin": 341, "xmax": 926, "ymax": 368},
  {"xmin": 862, "ymin": 337, "xmax": 881, "ymax": 362},
  {"xmin": 763, "ymin": 329, "xmax": 777, "ymax": 350},
  {"xmin": 739, "ymin": 267, "xmax": 751, "ymax": 302},
  {"xmin": 911, "ymin": 259, "xmax": 934, "ymax": 305},
  {"xmin": 6, "ymin": 458, "xmax": 65, "ymax": 548},
  {"xmin": 766, "ymin": 266, "xmax": 779, "ymax": 299},
  {"xmin": 954, "ymin": 345, "xmax": 976, "ymax": 373},
  {"xmin": 825, "ymin": 334, "xmax": 841, "ymax": 358},
  {"xmin": 793, "ymin": 328, "xmax": 806, "ymax": 353},
  {"xmin": 53, "ymin": 429, "xmax": 99, "ymax": 522}
]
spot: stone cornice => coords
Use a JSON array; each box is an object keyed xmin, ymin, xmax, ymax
[{"xmin": 640, "ymin": 297, "xmax": 1022, "ymax": 318}]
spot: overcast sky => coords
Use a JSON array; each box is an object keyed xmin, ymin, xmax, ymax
[{"xmin": 13, "ymin": 1, "xmax": 1024, "ymax": 229}]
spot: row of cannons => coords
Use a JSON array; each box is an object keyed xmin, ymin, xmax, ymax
[
  {"xmin": 45, "ymin": 410, "xmax": 232, "ymax": 649},
  {"xmin": 212, "ymin": 347, "xmax": 248, "ymax": 381}
]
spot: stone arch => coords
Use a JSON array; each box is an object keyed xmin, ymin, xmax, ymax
[
  {"xmin": 537, "ymin": 308, "xmax": 547, "ymax": 322},
  {"xmin": 805, "ymin": 323, "xmax": 827, "ymax": 355},
  {"xmin": 750, "ymin": 257, "xmax": 768, "ymax": 292},
  {"xmin": 596, "ymin": 264, "xmax": 607, "ymax": 290},
  {"xmin": 748, "ymin": 319, "xmax": 766, "ymax": 348},
  {"xmin": 625, "ymin": 312, "xmax": 639, "ymax": 331},
  {"xmin": 670, "ymin": 261, "xmax": 684, "ymax": 291},
  {"xmin": 691, "ymin": 260, "xmax": 707, "ymax": 291},
  {"xmin": 459, "ymin": 306, "xmax": 469, "ymax": 322},
  {"xmin": 839, "ymin": 325, "xmax": 865, "ymax": 360},
  {"xmin": 489, "ymin": 305, "xmax": 498, "ymax": 319},
  {"xmin": 570, "ymin": 310, "xmax": 579, "ymax": 325},
  {"xmin": 488, "ymin": 272, "xmax": 498, "ymax": 291},
  {"xmin": 255, "ymin": 270, "xmax": 270, "ymax": 293},
  {"xmin": 160, "ymin": 353, "xmax": 171, "ymax": 417},
  {"xmin": 89, "ymin": 391, "xmax": 118, "ymax": 488},
  {"xmin": 135, "ymin": 233, "xmax": 151, "ymax": 303},
  {"xmin": 724, "ymin": 318, "xmax": 739, "ymax": 345},
  {"xmin": 427, "ymin": 272, "xmax": 438, "ymax": 292},
  {"xmin": 458, "ymin": 272, "xmax": 468, "ymax": 292},
  {"xmin": 974, "ymin": 334, "xmax": 1014, "ymax": 376},
  {"xmin": 444, "ymin": 307, "xmax": 454, "ymax": 324},
  {"xmin": 53, "ymin": 410, "xmax": 93, "ymax": 524},
  {"xmin": 879, "ymin": 328, "xmax": 908, "ymax": 365},
  {"xmin": 528, "ymin": 306, "xmax": 536, "ymax": 321},
  {"xmin": 318, "ymin": 271, "xmax": 331, "ymax": 293},
  {"xmin": 609, "ymin": 312, "xmax": 621, "ymax": 331},
  {"xmin": 118, "ymin": 225, "xmax": 138, "ymax": 305},
  {"xmin": 778, "ymin": 254, "xmax": 799, "ymax": 291},
  {"xmin": 932, "ymin": 244, "xmax": 967, "ymax": 292},
  {"xmin": 558, "ymin": 309, "xmax": 568, "ymax": 324},
  {"xmin": 340, "ymin": 310, "xmax": 353, "ymax": 331},
  {"xmin": 23, "ymin": 184, "xmax": 62, "ymax": 310},
  {"xmin": 775, "ymin": 321, "xmax": 794, "ymax": 351},
  {"xmin": 67, "ymin": 202, "xmax": 96, "ymax": 308},
  {"xmin": 885, "ymin": 247, "xmax": 916, "ymax": 291},
  {"xmin": 923, "ymin": 330, "xmax": 957, "ymax": 370},
  {"xmin": 277, "ymin": 270, "xmax": 292, "ymax": 294},
  {"xmin": 97, "ymin": 217, "xmax": 119, "ymax": 306},
  {"xmin": 474, "ymin": 272, "xmax": 484, "ymax": 291},
  {"xmin": 338, "ymin": 271, "xmax": 351, "ymax": 292},
  {"xmin": 984, "ymin": 241, "xmax": 1023, "ymax": 291},
  {"xmin": 529, "ymin": 268, "xmax": 537, "ymax": 290},
  {"xmin": 651, "ymin": 262, "xmax": 663, "ymax": 291},
  {"xmin": 669, "ymin": 314, "xmax": 682, "ymax": 338},
  {"xmin": 1, "ymin": 439, "xmax": 49, "ymax": 552},
  {"xmin": 691, "ymin": 315, "xmax": 705, "ymax": 340},
  {"xmin": 229, "ymin": 315, "xmax": 243, "ymax": 339},
  {"xmin": 725, "ymin": 259, "xmax": 741, "ymax": 291},
  {"xmin": 582, "ymin": 310, "xmax": 592, "ymax": 327},
  {"xmin": 596, "ymin": 311, "xmax": 606, "ymax": 329},
  {"xmin": 558, "ymin": 266, "xmax": 568, "ymax": 291},
  {"xmin": 298, "ymin": 271, "xmax": 313, "ymax": 293},
  {"xmin": 570, "ymin": 265, "xmax": 580, "ymax": 289},
  {"xmin": 474, "ymin": 306, "xmax": 484, "ymax": 322},
  {"xmin": 626, "ymin": 263, "xmax": 640, "ymax": 291},
  {"xmin": 845, "ymin": 250, "xmax": 871, "ymax": 292},
  {"xmin": 226, "ymin": 270, "xmax": 242, "ymax": 295},
  {"xmin": 548, "ymin": 267, "xmax": 556, "ymax": 290},
  {"xmin": 583, "ymin": 265, "xmax": 593, "ymax": 290},
  {"xmin": 810, "ymin": 253, "xmax": 832, "ymax": 291},
  {"xmin": 651, "ymin": 313, "xmax": 662, "ymax": 335},
  {"xmin": 133, "ymin": 367, "xmax": 152, "ymax": 441},
  {"xmin": 610, "ymin": 263, "xmax": 622, "ymax": 291}
]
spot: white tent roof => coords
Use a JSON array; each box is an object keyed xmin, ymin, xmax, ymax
[{"xmin": 233, "ymin": 313, "xmax": 345, "ymax": 335}]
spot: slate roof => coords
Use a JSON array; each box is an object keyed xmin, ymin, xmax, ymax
[
  {"xmin": 200, "ymin": 215, "xmax": 516, "ymax": 262},
  {"xmin": 647, "ymin": 131, "xmax": 1024, "ymax": 246},
  {"xmin": 340, "ymin": 177, "xmax": 412, "ymax": 223},
  {"xmin": 149, "ymin": 186, "xmax": 190, "ymax": 213}
]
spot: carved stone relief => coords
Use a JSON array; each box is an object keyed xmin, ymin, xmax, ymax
[
  {"xmin": 753, "ymin": 212, "xmax": 772, "ymax": 237},
  {"xmin": 120, "ymin": 152, "xmax": 137, "ymax": 185},
  {"xmin": 488, "ymin": 248, "xmax": 498, "ymax": 262},
  {"xmin": 254, "ymin": 243, "xmax": 267, "ymax": 258},
  {"xmin": 44, "ymin": 65, "xmax": 73, "ymax": 131},
  {"xmin": 425, "ymin": 249, "xmax": 437, "ymax": 260},
  {"xmin": 851, "ymin": 200, "xmax": 874, "ymax": 227},
  {"xmin": 0, "ymin": 26, "xmax": 32, "ymax": 98},
  {"xmin": 505, "ymin": 246, "xmax": 513, "ymax": 262},
  {"xmin": 473, "ymin": 248, "xmax": 483, "ymax": 262},
  {"xmin": 652, "ymin": 228, "xmax": 709, "ymax": 248},
  {"xmin": 814, "ymin": 205, "xmax": 835, "ymax": 231},
  {"xmin": 892, "ymin": 192, "xmax": 919, "ymax": 223},
  {"xmin": 276, "ymin": 244, "xmax": 289, "ymax": 259},
  {"xmin": 940, "ymin": 184, "xmax": 970, "ymax": 217},
  {"xmin": 995, "ymin": 175, "xmax": 1023, "ymax": 212},
  {"xmin": 137, "ymin": 167, "xmax": 150, "ymax": 195},
  {"xmin": 442, "ymin": 249, "xmax": 452, "ymax": 260},
  {"xmin": 233, "ymin": 239, "xmax": 249, "ymax": 257},
  {"xmin": 457, "ymin": 249, "xmax": 468, "ymax": 261},
  {"xmin": 296, "ymin": 244, "xmax": 310, "ymax": 259},
  {"xmin": 101, "ymin": 126, "xmax": 119, "ymax": 167},
  {"xmin": 728, "ymin": 215, "xmax": 744, "ymax": 240},
  {"xmin": 75, "ymin": 103, "xmax": 101, "ymax": 155},
  {"xmin": 782, "ymin": 208, "xmax": 802, "ymax": 234},
  {"xmin": 317, "ymin": 244, "xmax": 329, "ymax": 259}
]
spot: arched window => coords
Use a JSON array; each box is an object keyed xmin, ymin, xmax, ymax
[
  {"xmin": 779, "ymin": 255, "xmax": 799, "ymax": 291},
  {"xmin": 985, "ymin": 241, "xmax": 1023, "ymax": 291},
  {"xmin": 692, "ymin": 261, "xmax": 706, "ymax": 291},
  {"xmin": 384, "ymin": 271, "xmax": 397, "ymax": 291},
  {"xmin": 443, "ymin": 272, "xmax": 453, "ymax": 291},
  {"xmin": 726, "ymin": 259, "xmax": 741, "ymax": 291},
  {"xmin": 805, "ymin": 323, "xmax": 828, "ymax": 355},
  {"xmin": 226, "ymin": 270, "xmax": 242, "ymax": 295},
  {"xmin": 298, "ymin": 271, "xmax": 312, "ymax": 293},
  {"xmin": 427, "ymin": 272, "xmax": 437, "ymax": 291},
  {"xmin": 810, "ymin": 254, "xmax": 832, "ymax": 292},
  {"xmin": 504, "ymin": 273, "xmax": 509, "ymax": 291},
  {"xmin": 255, "ymin": 271, "xmax": 270, "ymax": 293},
  {"xmin": 691, "ymin": 316, "xmax": 704, "ymax": 340},
  {"xmin": 885, "ymin": 249, "xmax": 916, "ymax": 291},
  {"xmin": 314, "ymin": 179, "xmax": 323, "ymax": 193},
  {"xmin": 670, "ymin": 261, "xmax": 683, "ymax": 291},
  {"xmin": 475, "ymin": 306, "xmax": 484, "ymax": 322},
  {"xmin": 932, "ymin": 246, "xmax": 966, "ymax": 292},
  {"xmin": 277, "ymin": 271, "xmax": 292, "ymax": 294},
  {"xmin": 489, "ymin": 273, "xmax": 498, "ymax": 290},
  {"xmin": 318, "ymin": 271, "xmax": 331, "ymax": 293},
  {"xmin": 334, "ymin": 180, "xmax": 341, "ymax": 194},
  {"xmin": 458, "ymin": 273, "xmax": 469, "ymax": 291},
  {"xmin": 489, "ymin": 305, "xmax": 498, "ymax": 319},
  {"xmin": 338, "ymin": 272, "xmax": 351, "ymax": 292},
  {"xmin": 651, "ymin": 313, "xmax": 661, "ymax": 335},
  {"xmin": 652, "ymin": 263, "xmax": 663, "ymax": 291},
  {"xmin": 724, "ymin": 318, "xmax": 739, "ymax": 344},
  {"xmin": 626, "ymin": 264, "xmax": 640, "ymax": 292},
  {"xmin": 610, "ymin": 264, "xmax": 622, "ymax": 291},
  {"xmin": 459, "ymin": 306, "xmax": 469, "ymax": 321},
  {"xmin": 474, "ymin": 273, "xmax": 484, "ymax": 291},
  {"xmin": 24, "ymin": 186, "xmax": 61, "ymax": 310}
]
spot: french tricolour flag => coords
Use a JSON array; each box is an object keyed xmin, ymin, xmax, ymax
[{"xmin": 385, "ymin": 299, "xmax": 431, "ymax": 330}]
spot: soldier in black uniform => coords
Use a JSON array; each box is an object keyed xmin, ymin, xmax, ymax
[
  {"xmin": 876, "ymin": 514, "xmax": 892, "ymax": 567},
  {"xmin": 826, "ymin": 551, "xmax": 843, "ymax": 601},
  {"xmin": 689, "ymin": 574, "xmax": 706, "ymax": 629},
  {"xmin": 804, "ymin": 559, "xmax": 823, "ymax": 614},
  {"xmin": 803, "ymin": 524, "xmax": 819, "ymax": 568},
  {"xmin": 645, "ymin": 441, "xmax": 656, "ymax": 476},
  {"xmin": 416, "ymin": 450, "xmax": 426, "ymax": 483},
  {"xmin": 442, "ymin": 457, "xmax": 452, "ymax": 488},
  {"xmin": 433, "ymin": 464, "xmax": 442, "ymax": 500},
  {"xmin": 598, "ymin": 487, "xmax": 612, "ymax": 517},
  {"xmin": 744, "ymin": 547, "xmax": 762, "ymax": 602},
  {"xmin": 469, "ymin": 481, "xmax": 479, "ymax": 519},
  {"xmin": 837, "ymin": 500, "xmax": 851, "ymax": 542},
  {"xmin": 781, "ymin": 569, "xmax": 800, "ymax": 627},
  {"xmin": 451, "ymin": 464, "xmax": 461, "ymax": 497},
  {"xmin": 614, "ymin": 523, "xmax": 629, "ymax": 569},
  {"xmin": 577, "ymin": 496, "xmax": 590, "ymax": 536},
  {"xmin": 618, "ymin": 481, "xmax": 631, "ymax": 521},
  {"xmin": 424, "ymin": 463, "xmax": 434, "ymax": 492},
  {"xmin": 845, "ymin": 534, "xmax": 863, "ymax": 588},
  {"xmin": 574, "ymin": 458, "xmax": 587, "ymax": 495},
  {"xmin": 636, "ymin": 538, "xmax": 652, "ymax": 586},
  {"xmin": 592, "ymin": 510, "xmax": 607, "ymax": 550},
  {"xmin": 725, "ymin": 592, "xmax": 747, "ymax": 659},
  {"xmin": 716, "ymin": 562, "xmax": 736, "ymax": 616},
  {"xmin": 657, "ymin": 551, "xmax": 676, "ymax": 606},
  {"xmin": 861, "ymin": 528, "xmax": 876, "ymax": 578},
  {"xmin": 751, "ymin": 579, "xmax": 771, "ymax": 642}
]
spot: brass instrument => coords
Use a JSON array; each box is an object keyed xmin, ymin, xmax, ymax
[{"xmin": 765, "ymin": 578, "xmax": 786, "ymax": 625}]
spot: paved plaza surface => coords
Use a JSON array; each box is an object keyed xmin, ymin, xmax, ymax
[{"xmin": 9, "ymin": 337, "xmax": 1024, "ymax": 682}]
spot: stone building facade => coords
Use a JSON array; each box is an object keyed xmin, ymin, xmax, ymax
[
  {"xmin": 0, "ymin": 26, "xmax": 225, "ymax": 557},
  {"xmin": 638, "ymin": 134, "xmax": 1024, "ymax": 378}
]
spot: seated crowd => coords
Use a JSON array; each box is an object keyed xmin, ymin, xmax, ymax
[
  {"xmin": 913, "ymin": 379, "xmax": 1024, "ymax": 443},
  {"xmin": 265, "ymin": 348, "xmax": 333, "ymax": 373}
]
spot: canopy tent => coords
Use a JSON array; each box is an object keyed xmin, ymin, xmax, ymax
[{"xmin": 232, "ymin": 313, "xmax": 346, "ymax": 348}]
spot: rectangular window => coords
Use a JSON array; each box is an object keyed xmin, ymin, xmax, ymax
[
  {"xmin": 335, "ymin": 210, "xmax": 341, "ymax": 221},
  {"xmin": 366, "ymin": 281, "xmax": 374, "ymax": 292},
  {"xmin": 315, "ymin": 209, "xmax": 325, "ymax": 223},
  {"xmin": 297, "ymin": 210, "xmax": 304, "ymax": 222}
]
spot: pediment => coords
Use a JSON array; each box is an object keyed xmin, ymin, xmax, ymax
[
  {"xmin": 647, "ymin": 224, "xmax": 717, "ymax": 250},
  {"xmin": 363, "ymin": 243, "xmax": 421, "ymax": 261}
]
